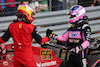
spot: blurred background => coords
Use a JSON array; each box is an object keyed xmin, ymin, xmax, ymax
[
  {"xmin": 0, "ymin": 0, "xmax": 100, "ymax": 17},
  {"xmin": 0, "ymin": 0, "xmax": 100, "ymax": 45}
]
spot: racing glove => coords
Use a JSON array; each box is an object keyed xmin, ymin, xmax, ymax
[
  {"xmin": 46, "ymin": 29, "xmax": 52, "ymax": 38},
  {"xmin": 46, "ymin": 29, "xmax": 58, "ymax": 43},
  {"xmin": 48, "ymin": 32, "xmax": 59, "ymax": 44},
  {"xmin": 51, "ymin": 32, "xmax": 58, "ymax": 40},
  {"xmin": 70, "ymin": 46, "xmax": 83, "ymax": 54},
  {"xmin": 0, "ymin": 44, "xmax": 6, "ymax": 54},
  {"xmin": 75, "ymin": 46, "xmax": 83, "ymax": 53}
]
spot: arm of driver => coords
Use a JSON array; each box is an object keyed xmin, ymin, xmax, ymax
[{"xmin": 57, "ymin": 31, "xmax": 69, "ymax": 42}]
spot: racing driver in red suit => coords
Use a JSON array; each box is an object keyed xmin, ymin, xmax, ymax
[{"xmin": 0, "ymin": 4, "xmax": 50, "ymax": 67}]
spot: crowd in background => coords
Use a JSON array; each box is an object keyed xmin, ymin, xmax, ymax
[
  {"xmin": 0, "ymin": 0, "xmax": 100, "ymax": 17},
  {"xmin": 0, "ymin": 0, "xmax": 17, "ymax": 16}
]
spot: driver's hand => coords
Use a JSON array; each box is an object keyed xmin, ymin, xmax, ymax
[
  {"xmin": 0, "ymin": 44, "xmax": 6, "ymax": 54},
  {"xmin": 70, "ymin": 46, "xmax": 83, "ymax": 54},
  {"xmin": 46, "ymin": 29, "xmax": 53, "ymax": 37},
  {"xmin": 46, "ymin": 29, "xmax": 53, "ymax": 41}
]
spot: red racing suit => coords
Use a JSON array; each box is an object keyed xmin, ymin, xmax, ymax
[{"xmin": 0, "ymin": 21, "xmax": 49, "ymax": 67}]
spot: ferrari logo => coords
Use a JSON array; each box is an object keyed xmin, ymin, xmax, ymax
[{"xmin": 19, "ymin": 24, "xmax": 22, "ymax": 28}]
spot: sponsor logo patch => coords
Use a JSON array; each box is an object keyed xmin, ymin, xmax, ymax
[{"xmin": 36, "ymin": 61, "xmax": 57, "ymax": 67}]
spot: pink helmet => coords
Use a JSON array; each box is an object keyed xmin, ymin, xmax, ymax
[{"xmin": 68, "ymin": 5, "xmax": 86, "ymax": 24}]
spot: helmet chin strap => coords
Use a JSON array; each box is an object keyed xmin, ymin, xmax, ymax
[
  {"xmin": 72, "ymin": 19, "xmax": 82, "ymax": 24},
  {"xmin": 16, "ymin": 17, "xmax": 31, "ymax": 24},
  {"xmin": 22, "ymin": 17, "xmax": 31, "ymax": 24},
  {"xmin": 77, "ymin": 19, "xmax": 83, "ymax": 24},
  {"xmin": 18, "ymin": 18, "xmax": 23, "ymax": 21}
]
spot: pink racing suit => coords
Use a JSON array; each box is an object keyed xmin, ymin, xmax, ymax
[{"xmin": 57, "ymin": 21, "xmax": 91, "ymax": 67}]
